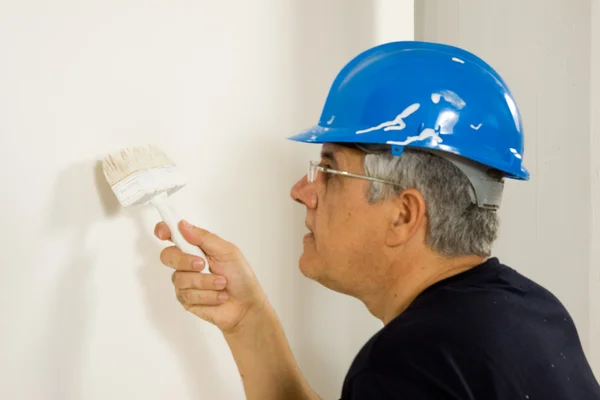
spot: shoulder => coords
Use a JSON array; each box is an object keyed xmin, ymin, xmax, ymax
[
  {"xmin": 350, "ymin": 258, "xmax": 571, "ymax": 367},
  {"xmin": 342, "ymin": 259, "xmax": 596, "ymax": 399},
  {"xmin": 344, "ymin": 297, "xmax": 488, "ymax": 388},
  {"xmin": 345, "ymin": 258, "xmax": 578, "ymax": 382}
]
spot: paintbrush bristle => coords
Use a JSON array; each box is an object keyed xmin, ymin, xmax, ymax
[
  {"xmin": 102, "ymin": 144, "xmax": 188, "ymax": 207},
  {"xmin": 102, "ymin": 144, "xmax": 175, "ymax": 186}
]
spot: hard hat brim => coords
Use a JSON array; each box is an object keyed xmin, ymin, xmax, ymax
[{"xmin": 288, "ymin": 125, "xmax": 530, "ymax": 181}]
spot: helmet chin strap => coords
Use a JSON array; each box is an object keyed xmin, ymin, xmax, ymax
[{"xmin": 355, "ymin": 143, "xmax": 504, "ymax": 210}]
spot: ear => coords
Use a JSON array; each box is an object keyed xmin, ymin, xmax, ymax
[{"xmin": 385, "ymin": 188, "xmax": 428, "ymax": 247}]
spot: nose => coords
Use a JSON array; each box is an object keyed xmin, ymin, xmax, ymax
[{"xmin": 290, "ymin": 175, "xmax": 317, "ymax": 208}]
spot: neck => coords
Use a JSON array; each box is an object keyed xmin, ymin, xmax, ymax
[{"xmin": 362, "ymin": 253, "xmax": 487, "ymax": 325}]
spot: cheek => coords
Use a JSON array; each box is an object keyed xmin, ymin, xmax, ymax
[
  {"xmin": 316, "ymin": 199, "xmax": 376, "ymax": 259},
  {"xmin": 311, "ymin": 182, "xmax": 381, "ymax": 252},
  {"xmin": 313, "ymin": 192, "xmax": 346, "ymax": 243}
]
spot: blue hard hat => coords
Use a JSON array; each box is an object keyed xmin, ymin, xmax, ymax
[{"xmin": 288, "ymin": 41, "xmax": 529, "ymax": 180}]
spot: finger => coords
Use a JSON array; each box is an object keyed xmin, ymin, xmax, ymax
[
  {"xmin": 154, "ymin": 222, "xmax": 172, "ymax": 241},
  {"xmin": 176, "ymin": 288, "xmax": 229, "ymax": 306},
  {"xmin": 178, "ymin": 220, "xmax": 238, "ymax": 259},
  {"xmin": 160, "ymin": 246, "xmax": 206, "ymax": 271},
  {"xmin": 172, "ymin": 271, "xmax": 227, "ymax": 290}
]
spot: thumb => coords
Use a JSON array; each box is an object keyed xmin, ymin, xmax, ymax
[{"xmin": 178, "ymin": 220, "xmax": 238, "ymax": 259}]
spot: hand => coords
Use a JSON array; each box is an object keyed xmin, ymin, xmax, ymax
[{"xmin": 155, "ymin": 220, "xmax": 267, "ymax": 334}]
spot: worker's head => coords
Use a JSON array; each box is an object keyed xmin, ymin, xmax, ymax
[
  {"xmin": 290, "ymin": 143, "xmax": 499, "ymax": 296},
  {"xmin": 287, "ymin": 41, "xmax": 528, "ymax": 296}
]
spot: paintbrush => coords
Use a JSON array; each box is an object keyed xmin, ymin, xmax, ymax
[{"xmin": 102, "ymin": 144, "xmax": 210, "ymax": 273}]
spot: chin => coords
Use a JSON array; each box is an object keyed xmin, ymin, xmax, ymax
[
  {"xmin": 298, "ymin": 246, "xmax": 331, "ymax": 282},
  {"xmin": 298, "ymin": 253, "xmax": 349, "ymax": 295},
  {"xmin": 298, "ymin": 252, "xmax": 319, "ymax": 279}
]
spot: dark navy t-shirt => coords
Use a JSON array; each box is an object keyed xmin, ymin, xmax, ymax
[{"xmin": 341, "ymin": 257, "xmax": 600, "ymax": 399}]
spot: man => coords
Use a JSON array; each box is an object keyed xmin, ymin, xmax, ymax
[{"xmin": 155, "ymin": 41, "xmax": 600, "ymax": 399}]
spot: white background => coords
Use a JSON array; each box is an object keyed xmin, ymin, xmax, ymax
[
  {"xmin": 0, "ymin": 1, "xmax": 413, "ymax": 399},
  {"xmin": 1, "ymin": 1, "xmax": 598, "ymax": 399}
]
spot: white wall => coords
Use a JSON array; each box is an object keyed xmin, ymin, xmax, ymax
[
  {"xmin": 374, "ymin": 0, "xmax": 414, "ymax": 44},
  {"xmin": 0, "ymin": 1, "xmax": 414, "ymax": 399},
  {"xmin": 590, "ymin": 0, "xmax": 600, "ymax": 375},
  {"xmin": 416, "ymin": 0, "xmax": 595, "ymax": 364}
]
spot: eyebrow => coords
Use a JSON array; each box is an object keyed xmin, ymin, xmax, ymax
[{"xmin": 320, "ymin": 150, "xmax": 338, "ymax": 168}]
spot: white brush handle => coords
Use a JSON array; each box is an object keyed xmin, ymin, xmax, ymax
[{"xmin": 150, "ymin": 194, "xmax": 210, "ymax": 274}]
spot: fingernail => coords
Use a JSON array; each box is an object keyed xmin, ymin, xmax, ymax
[
  {"xmin": 214, "ymin": 277, "xmax": 226, "ymax": 289},
  {"xmin": 218, "ymin": 292, "xmax": 229, "ymax": 302},
  {"xmin": 192, "ymin": 259, "xmax": 204, "ymax": 270},
  {"xmin": 182, "ymin": 220, "xmax": 192, "ymax": 229}
]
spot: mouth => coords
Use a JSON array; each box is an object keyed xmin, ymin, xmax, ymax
[
  {"xmin": 304, "ymin": 223, "xmax": 314, "ymax": 241},
  {"xmin": 303, "ymin": 232, "xmax": 314, "ymax": 244}
]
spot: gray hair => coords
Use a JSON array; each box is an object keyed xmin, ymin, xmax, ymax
[{"xmin": 362, "ymin": 147, "xmax": 498, "ymax": 257}]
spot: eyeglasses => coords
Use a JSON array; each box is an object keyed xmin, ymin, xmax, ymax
[{"xmin": 308, "ymin": 160, "xmax": 402, "ymax": 186}]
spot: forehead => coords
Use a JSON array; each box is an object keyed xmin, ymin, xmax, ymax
[
  {"xmin": 322, "ymin": 143, "xmax": 338, "ymax": 152},
  {"xmin": 321, "ymin": 143, "xmax": 363, "ymax": 163}
]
